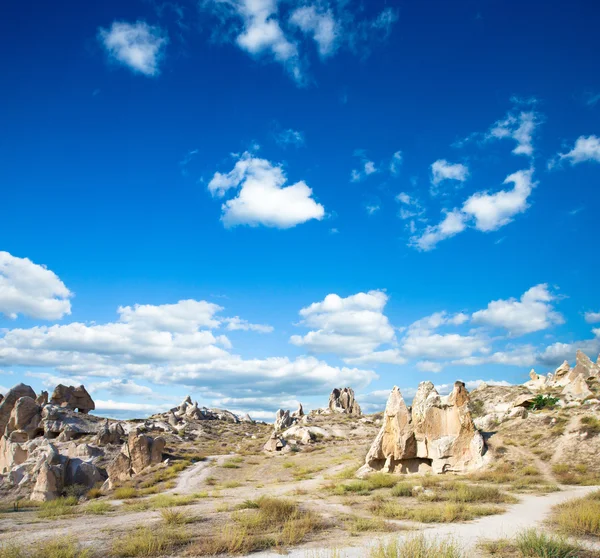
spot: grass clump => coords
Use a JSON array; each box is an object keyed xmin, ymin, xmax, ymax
[
  {"xmin": 347, "ymin": 516, "xmax": 394, "ymax": 535},
  {"xmin": 420, "ymin": 483, "xmax": 516, "ymax": 504},
  {"xmin": 370, "ymin": 534, "xmax": 464, "ymax": 558},
  {"xmin": 552, "ymin": 463, "xmax": 600, "ymax": 485},
  {"xmin": 515, "ymin": 528, "xmax": 581, "ymax": 557},
  {"xmin": 113, "ymin": 486, "xmax": 140, "ymax": 499},
  {"xmin": 367, "ymin": 472, "xmax": 398, "ymax": 489},
  {"xmin": 37, "ymin": 496, "xmax": 79, "ymax": 519},
  {"xmin": 0, "ymin": 537, "xmax": 91, "ymax": 558},
  {"xmin": 84, "ymin": 501, "xmax": 114, "ymax": 515},
  {"xmin": 580, "ymin": 416, "xmax": 600, "ymax": 437},
  {"xmin": 147, "ymin": 493, "xmax": 199, "ymax": 508},
  {"xmin": 550, "ymin": 490, "xmax": 600, "ymax": 537},
  {"xmin": 192, "ymin": 496, "xmax": 323, "ymax": 555},
  {"xmin": 86, "ymin": 487, "xmax": 103, "ymax": 499},
  {"xmin": 111, "ymin": 526, "xmax": 191, "ymax": 557},
  {"xmin": 160, "ymin": 508, "xmax": 191, "ymax": 525},
  {"xmin": 332, "ymin": 480, "xmax": 371, "ymax": 495},
  {"xmin": 391, "ymin": 483, "xmax": 414, "ymax": 497},
  {"xmin": 374, "ymin": 501, "xmax": 500, "ymax": 523}
]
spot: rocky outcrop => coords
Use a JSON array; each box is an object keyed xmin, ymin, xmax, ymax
[
  {"xmin": 96, "ymin": 419, "xmax": 124, "ymax": 446},
  {"xmin": 6, "ymin": 397, "xmax": 41, "ymax": 440},
  {"xmin": 328, "ymin": 387, "xmax": 361, "ymax": 415},
  {"xmin": 106, "ymin": 432, "xmax": 165, "ymax": 487},
  {"xmin": 525, "ymin": 350, "xmax": 599, "ymax": 393},
  {"xmin": 50, "ymin": 385, "xmax": 95, "ymax": 414},
  {"xmin": 358, "ymin": 381, "xmax": 486, "ymax": 477},
  {"xmin": 274, "ymin": 409, "xmax": 293, "ymax": 431},
  {"xmin": 562, "ymin": 374, "xmax": 593, "ymax": 400},
  {"xmin": 291, "ymin": 403, "xmax": 304, "ymax": 418},
  {"xmin": 42, "ymin": 405, "xmax": 104, "ymax": 438}
]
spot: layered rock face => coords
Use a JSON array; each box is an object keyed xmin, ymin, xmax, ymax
[
  {"xmin": 358, "ymin": 381, "xmax": 486, "ymax": 477},
  {"xmin": 328, "ymin": 387, "xmax": 361, "ymax": 415},
  {"xmin": 106, "ymin": 432, "xmax": 165, "ymax": 487}
]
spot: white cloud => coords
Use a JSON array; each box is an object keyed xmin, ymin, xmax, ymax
[
  {"xmin": 472, "ymin": 284, "xmax": 564, "ymax": 336},
  {"xmin": 366, "ymin": 204, "xmax": 380, "ymax": 215},
  {"xmin": 462, "ymin": 168, "xmax": 536, "ymax": 232},
  {"xmin": 487, "ymin": 110, "xmax": 538, "ymax": 156},
  {"xmin": 558, "ymin": 135, "xmax": 600, "ymax": 165},
  {"xmin": 0, "ymin": 251, "xmax": 72, "ymax": 320},
  {"xmin": 453, "ymin": 345, "xmax": 537, "ymax": 368},
  {"xmin": 410, "ymin": 169, "xmax": 536, "ymax": 250},
  {"xmin": 351, "ymin": 159, "xmax": 377, "ymax": 182},
  {"xmin": 89, "ymin": 379, "xmax": 154, "ymax": 397},
  {"xmin": 275, "ymin": 128, "xmax": 305, "ymax": 147},
  {"xmin": 395, "ymin": 192, "xmax": 424, "ymax": 221},
  {"xmin": 345, "ymin": 349, "xmax": 406, "ymax": 366},
  {"xmin": 98, "ymin": 21, "xmax": 167, "ymax": 76},
  {"xmin": 95, "ymin": 399, "xmax": 173, "ymax": 413},
  {"xmin": 538, "ymin": 329, "xmax": 600, "ymax": 367},
  {"xmin": 208, "ymin": 152, "xmax": 325, "ymax": 228},
  {"xmin": 585, "ymin": 311, "xmax": 600, "ymax": 324},
  {"xmin": 430, "ymin": 159, "xmax": 469, "ymax": 186},
  {"xmin": 400, "ymin": 311, "xmax": 488, "ymax": 361},
  {"xmin": 390, "ymin": 151, "xmax": 403, "ymax": 175},
  {"xmin": 290, "ymin": 291, "xmax": 397, "ymax": 361},
  {"xmin": 409, "ymin": 209, "xmax": 466, "ymax": 251},
  {"xmin": 224, "ymin": 316, "xmax": 274, "ymax": 333},
  {"xmin": 416, "ymin": 361, "xmax": 443, "ymax": 373},
  {"xmin": 0, "ymin": 298, "xmax": 377, "ymax": 400},
  {"xmin": 289, "ymin": 6, "xmax": 338, "ymax": 57}
]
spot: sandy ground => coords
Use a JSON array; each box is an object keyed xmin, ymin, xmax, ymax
[{"xmin": 249, "ymin": 485, "xmax": 600, "ymax": 558}]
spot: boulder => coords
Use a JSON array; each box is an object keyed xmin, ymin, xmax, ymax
[
  {"xmin": 65, "ymin": 458, "xmax": 106, "ymax": 488},
  {"xmin": 562, "ymin": 375, "xmax": 593, "ymax": 401},
  {"xmin": 107, "ymin": 432, "xmax": 165, "ymax": 487},
  {"xmin": 328, "ymin": 387, "xmax": 361, "ymax": 415},
  {"xmin": 0, "ymin": 435, "xmax": 28, "ymax": 473},
  {"xmin": 6, "ymin": 397, "xmax": 41, "ymax": 439},
  {"xmin": 263, "ymin": 432, "xmax": 286, "ymax": 452},
  {"xmin": 95, "ymin": 420, "xmax": 124, "ymax": 445},
  {"xmin": 291, "ymin": 403, "xmax": 304, "ymax": 418},
  {"xmin": 42, "ymin": 405, "xmax": 103, "ymax": 438},
  {"xmin": 553, "ymin": 361, "xmax": 572, "ymax": 387},
  {"xmin": 50, "ymin": 385, "xmax": 95, "ymax": 413},
  {"xmin": 0, "ymin": 384, "xmax": 37, "ymax": 436},
  {"xmin": 36, "ymin": 391, "xmax": 49, "ymax": 406},
  {"xmin": 513, "ymin": 394, "xmax": 538, "ymax": 409},
  {"xmin": 358, "ymin": 381, "xmax": 486, "ymax": 477},
  {"xmin": 31, "ymin": 461, "xmax": 65, "ymax": 502},
  {"xmin": 524, "ymin": 369, "xmax": 548, "ymax": 391}
]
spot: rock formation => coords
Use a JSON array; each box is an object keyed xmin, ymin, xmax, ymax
[
  {"xmin": 274, "ymin": 409, "xmax": 293, "ymax": 431},
  {"xmin": 357, "ymin": 381, "xmax": 486, "ymax": 477},
  {"xmin": 525, "ymin": 350, "xmax": 599, "ymax": 394},
  {"xmin": 263, "ymin": 432, "xmax": 287, "ymax": 452},
  {"xmin": 50, "ymin": 384, "xmax": 95, "ymax": 414},
  {"xmin": 106, "ymin": 432, "xmax": 165, "ymax": 487},
  {"xmin": 328, "ymin": 387, "xmax": 361, "ymax": 415}
]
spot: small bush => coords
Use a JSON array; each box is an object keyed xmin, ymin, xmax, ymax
[
  {"xmin": 367, "ymin": 473, "xmax": 398, "ymax": 489},
  {"xmin": 86, "ymin": 487, "xmax": 103, "ymax": 500},
  {"xmin": 530, "ymin": 395, "xmax": 559, "ymax": 411},
  {"xmin": 348, "ymin": 516, "xmax": 393, "ymax": 535},
  {"xmin": 160, "ymin": 508, "xmax": 190, "ymax": 525}
]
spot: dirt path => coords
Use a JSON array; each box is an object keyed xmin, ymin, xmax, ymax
[
  {"xmin": 167, "ymin": 454, "xmax": 227, "ymax": 493},
  {"xmin": 249, "ymin": 485, "xmax": 600, "ymax": 557}
]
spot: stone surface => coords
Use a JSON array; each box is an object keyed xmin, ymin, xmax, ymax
[
  {"xmin": 106, "ymin": 432, "xmax": 165, "ymax": 486},
  {"xmin": 6, "ymin": 397, "xmax": 41, "ymax": 439},
  {"xmin": 50, "ymin": 384, "xmax": 95, "ymax": 413},
  {"xmin": 328, "ymin": 387, "xmax": 361, "ymax": 415},
  {"xmin": 36, "ymin": 391, "xmax": 49, "ymax": 406},
  {"xmin": 562, "ymin": 374, "xmax": 593, "ymax": 400},
  {"xmin": 263, "ymin": 432, "xmax": 286, "ymax": 452},
  {"xmin": 274, "ymin": 409, "xmax": 293, "ymax": 431},
  {"xmin": 0, "ymin": 384, "xmax": 37, "ymax": 437},
  {"xmin": 358, "ymin": 381, "xmax": 486, "ymax": 477},
  {"xmin": 570, "ymin": 350, "xmax": 600, "ymax": 380}
]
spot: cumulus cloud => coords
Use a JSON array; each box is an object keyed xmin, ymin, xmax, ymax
[
  {"xmin": 208, "ymin": 152, "xmax": 325, "ymax": 228},
  {"xmin": 416, "ymin": 361, "xmax": 443, "ymax": 373},
  {"xmin": 389, "ymin": 151, "xmax": 403, "ymax": 175},
  {"xmin": 0, "ymin": 251, "xmax": 72, "ymax": 320},
  {"xmin": 351, "ymin": 159, "xmax": 377, "ymax": 182},
  {"xmin": 98, "ymin": 21, "xmax": 168, "ymax": 76},
  {"xmin": 462, "ymin": 169, "xmax": 536, "ymax": 232},
  {"xmin": 290, "ymin": 291, "xmax": 401, "ymax": 363},
  {"xmin": 472, "ymin": 284, "xmax": 563, "ymax": 336},
  {"xmin": 487, "ymin": 110, "xmax": 539, "ymax": 156},
  {"xmin": 409, "ymin": 209, "xmax": 466, "ymax": 251},
  {"xmin": 395, "ymin": 192, "xmax": 424, "ymax": 221},
  {"xmin": 400, "ymin": 311, "xmax": 488, "ymax": 360},
  {"xmin": 537, "ymin": 329, "xmax": 600, "ymax": 367},
  {"xmin": 556, "ymin": 135, "xmax": 600, "ymax": 165},
  {"xmin": 430, "ymin": 159, "xmax": 469, "ymax": 186},
  {"xmin": 410, "ymin": 169, "xmax": 536, "ymax": 250}
]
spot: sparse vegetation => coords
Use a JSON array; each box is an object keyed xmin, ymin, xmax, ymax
[
  {"xmin": 550, "ymin": 490, "xmax": 600, "ymax": 537},
  {"xmin": 373, "ymin": 500, "xmax": 501, "ymax": 522},
  {"xmin": 84, "ymin": 501, "xmax": 114, "ymax": 515},
  {"xmin": 530, "ymin": 395, "xmax": 559, "ymax": 411},
  {"xmin": 580, "ymin": 416, "xmax": 600, "ymax": 437},
  {"xmin": 37, "ymin": 496, "xmax": 79, "ymax": 519},
  {"xmin": 113, "ymin": 487, "xmax": 140, "ymax": 499},
  {"xmin": 370, "ymin": 534, "xmax": 465, "ymax": 558},
  {"xmin": 0, "ymin": 537, "xmax": 92, "ymax": 558},
  {"xmin": 515, "ymin": 528, "xmax": 581, "ymax": 557},
  {"xmin": 111, "ymin": 526, "xmax": 191, "ymax": 557},
  {"xmin": 552, "ymin": 463, "xmax": 600, "ymax": 485}
]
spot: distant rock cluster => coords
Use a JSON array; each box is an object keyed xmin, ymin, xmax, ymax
[
  {"xmin": 0, "ymin": 383, "xmax": 165, "ymax": 501},
  {"xmin": 357, "ymin": 381, "xmax": 487, "ymax": 477},
  {"xmin": 328, "ymin": 387, "xmax": 361, "ymax": 415},
  {"xmin": 525, "ymin": 350, "xmax": 599, "ymax": 401}
]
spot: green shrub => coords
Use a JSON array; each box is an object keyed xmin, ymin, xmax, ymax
[
  {"xmin": 515, "ymin": 529, "xmax": 580, "ymax": 557},
  {"xmin": 530, "ymin": 395, "xmax": 559, "ymax": 411}
]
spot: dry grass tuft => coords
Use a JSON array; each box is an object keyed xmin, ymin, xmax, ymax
[
  {"xmin": 37, "ymin": 496, "xmax": 79, "ymax": 519},
  {"xmin": 0, "ymin": 537, "xmax": 92, "ymax": 558},
  {"xmin": 550, "ymin": 490, "xmax": 600, "ymax": 537},
  {"xmin": 373, "ymin": 501, "xmax": 501, "ymax": 523},
  {"xmin": 111, "ymin": 526, "xmax": 191, "ymax": 557},
  {"xmin": 370, "ymin": 533, "xmax": 465, "ymax": 558}
]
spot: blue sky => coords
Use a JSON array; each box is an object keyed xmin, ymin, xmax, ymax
[{"xmin": 1, "ymin": 0, "xmax": 599, "ymax": 419}]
